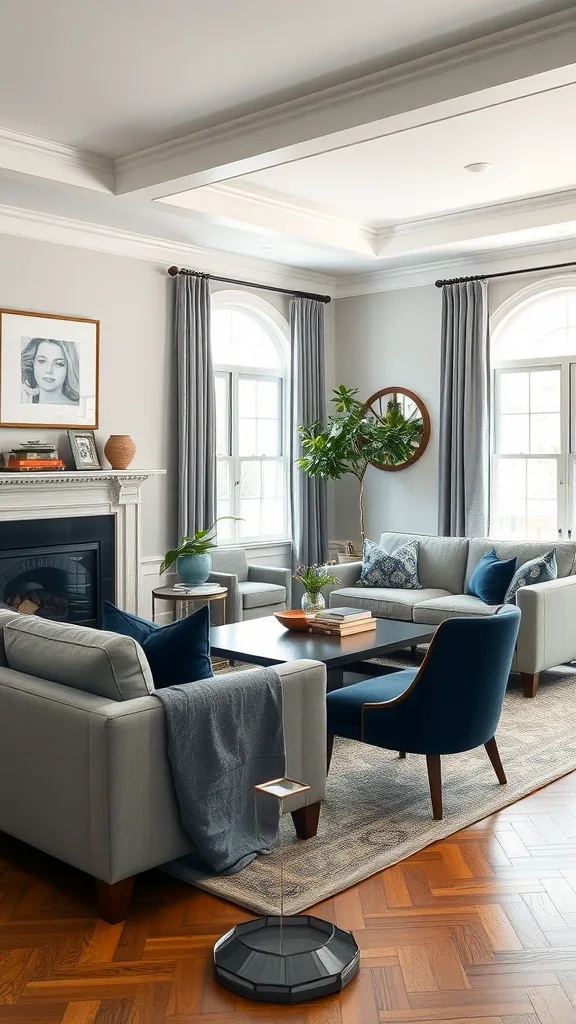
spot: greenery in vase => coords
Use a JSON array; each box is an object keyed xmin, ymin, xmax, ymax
[
  {"xmin": 293, "ymin": 563, "xmax": 341, "ymax": 599},
  {"xmin": 297, "ymin": 384, "xmax": 424, "ymax": 542},
  {"xmin": 160, "ymin": 516, "xmax": 240, "ymax": 574}
]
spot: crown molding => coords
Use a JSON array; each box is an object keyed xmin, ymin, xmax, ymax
[
  {"xmin": 335, "ymin": 235, "xmax": 576, "ymax": 297},
  {"xmin": 115, "ymin": 9, "xmax": 576, "ymax": 195},
  {"xmin": 0, "ymin": 127, "xmax": 114, "ymax": 192},
  {"xmin": 0, "ymin": 203, "xmax": 336, "ymax": 294}
]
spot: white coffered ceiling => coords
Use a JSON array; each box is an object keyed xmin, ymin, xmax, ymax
[{"xmin": 1, "ymin": 1, "xmax": 576, "ymax": 282}]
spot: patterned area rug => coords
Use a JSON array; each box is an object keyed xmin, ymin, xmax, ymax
[{"xmin": 163, "ymin": 655, "xmax": 576, "ymax": 915}]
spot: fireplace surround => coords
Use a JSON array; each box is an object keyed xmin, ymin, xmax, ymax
[{"xmin": 0, "ymin": 471, "xmax": 163, "ymax": 615}]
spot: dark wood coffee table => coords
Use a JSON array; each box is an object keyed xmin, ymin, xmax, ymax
[{"xmin": 210, "ymin": 616, "xmax": 434, "ymax": 691}]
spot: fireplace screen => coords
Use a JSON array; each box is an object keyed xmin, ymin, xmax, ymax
[{"xmin": 0, "ymin": 546, "xmax": 98, "ymax": 624}]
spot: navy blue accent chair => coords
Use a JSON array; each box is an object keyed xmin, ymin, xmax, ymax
[{"xmin": 326, "ymin": 606, "xmax": 521, "ymax": 820}]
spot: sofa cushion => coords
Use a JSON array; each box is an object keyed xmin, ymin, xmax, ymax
[
  {"xmin": 465, "ymin": 538, "xmax": 576, "ymax": 589},
  {"xmin": 0, "ymin": 608, "xmax": 22, "ymax": 667},
  {"xmin": 356, "ymin": 538, "xmax": 421, "ymax": 590},
  {"xmin": 413, "ymin": 594, "xmax": 500, "ymax": 625},
  {"xmin": 330, "ymin": 587, "xmax": 452, "ymax": 622},
  {"xmin": 467, "ymin": 549, "xmax": 517, "ymax": 605},
  {"xmin": 3, "ymin": 616, "xmax": 154, "ymax": 701},
  {"xmin": 379, "ymin": 532, "xmax": 469, "ymax": 594},
  {"xmin": 504, "ymin": 548, "xmax": 558, "ymax": 604},
  {"xmin": 102, "ymin": 601, "xmax": 213, "ymax": 689},
  {"xmin": 240, "ymin": 581, "xmax": 286, "ymax": 609}
]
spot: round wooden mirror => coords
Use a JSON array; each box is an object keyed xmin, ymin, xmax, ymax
[{"xmin": 363, "ymin": 387, "xmax": 430, "ymax": 471}]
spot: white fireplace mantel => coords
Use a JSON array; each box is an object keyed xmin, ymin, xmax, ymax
[{"xmin": 0, "ymin": 470, "xmax": 165, "ymax": 613}]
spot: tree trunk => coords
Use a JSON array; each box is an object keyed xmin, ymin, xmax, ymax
[{"xmin": 359, "ymin": 476, "xmax": 366, "ymax": 542}]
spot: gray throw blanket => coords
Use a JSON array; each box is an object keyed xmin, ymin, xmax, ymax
[{"xmin": 156, "ymin": 666, "xmax": 285, "ymax": 875}]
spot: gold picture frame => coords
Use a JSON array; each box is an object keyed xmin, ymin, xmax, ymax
[{"xmin": 0, "ymin": 307, "xmax": 100, "ymax": 429}]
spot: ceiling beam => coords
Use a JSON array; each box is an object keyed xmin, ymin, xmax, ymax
[{"xmin": 114, "ymin": 10, "xmax": 576, "ymax": 198}]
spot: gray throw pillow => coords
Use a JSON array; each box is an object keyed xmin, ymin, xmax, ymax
[
  {"xmin": 355, "ymin": 538, "xmax": 422, "ymax": 590},
  {"xmin": 504, "ymin": 548, "xmax": 557, "ymax": 604}
]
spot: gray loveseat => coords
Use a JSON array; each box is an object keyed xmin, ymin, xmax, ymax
[
  {"xmin": 0, "ymin": 609, "xmax": 326, "ymax": 922},
  {"xmin": 327, "ymin": 531, "xmax": 576, "ymax": 698}
]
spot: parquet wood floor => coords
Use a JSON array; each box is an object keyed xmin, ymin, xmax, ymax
[{"xmin": 2, "ymin": 772, "xmax": 576, "ymax": 1023}]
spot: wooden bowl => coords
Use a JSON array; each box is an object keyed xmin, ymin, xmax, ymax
[{"xmin": 274, "ymin": 610, "xmax": 312, "ymax": 631}]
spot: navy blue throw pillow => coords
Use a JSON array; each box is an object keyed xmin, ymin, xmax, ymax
[
  {"xmin": 467, "ymin": 549, "xmax": 517, "ymax": 606},
  {"xmin": 102, "ymin": 600, "xmax": 213, "ymax": 688}
]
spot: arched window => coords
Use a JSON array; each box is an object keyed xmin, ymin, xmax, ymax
[
  {"xmin": 211, "ymin": 291, "xmax": 289, "ymax": 545},
  {"xmin": 491, "ymin": 279, "xmax": 576, "ymax": 541}
]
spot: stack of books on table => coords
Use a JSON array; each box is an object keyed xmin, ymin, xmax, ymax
[
  {"xmin": 310, "ymin": 607, "xmax": 376, "ymax": 636},
  {"xmin": 2, "ymin": 440, "xmax": 64, "ymax": 472}
]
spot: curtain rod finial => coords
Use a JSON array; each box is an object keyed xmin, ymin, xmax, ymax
[{"xmin": 168, "ymin": 266, "xmax": 179, "ymax": 277}]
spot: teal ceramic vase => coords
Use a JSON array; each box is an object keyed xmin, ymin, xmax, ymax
[{"xmin": 176, "ymin": 552, "xmax": 212, "ymax": 586}]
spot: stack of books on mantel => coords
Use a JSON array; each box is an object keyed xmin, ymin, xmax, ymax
[
  {"xmin": 310, "ymin": 607, "xmax": 376, "ymax": 636},
  {"xmin": 2, "ymin": 440, "xmax": 65, "ymax": 472}
]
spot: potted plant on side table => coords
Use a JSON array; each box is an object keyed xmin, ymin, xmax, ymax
[{"xmin": 160, "ymin": 516, "xmax": 239, "ymax": 585}]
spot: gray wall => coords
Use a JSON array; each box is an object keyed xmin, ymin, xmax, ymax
[{"xmin": 334, "ymin": 284, "xmax": 442, "ymax": 545}]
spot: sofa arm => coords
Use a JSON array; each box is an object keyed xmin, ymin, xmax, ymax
[
  {"xmin": 327, "ymin": 560, "xmax": 363, "ymax": 605},
  {"xmin": 248, "ymin": 564, "xmax": 292, "ymax": 608},
  {"xmin": 274, "ymin": 659, "xmax": 327, "ymax": 812},
  {"xmin": 516, "ymin": 575, "xmax": 576, "ymax": 674},
  {"xmin": 207, "ymin": 570, "xmax": 241, "ymax": 622}
]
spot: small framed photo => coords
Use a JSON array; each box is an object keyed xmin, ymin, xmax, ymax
[
  {"xmin": 68, "ymin": 429, "xmax": 101, "ymax": 471},
  {"xmin": 0, "ymin": 308, "xmax": 99, "ymax": 428}
]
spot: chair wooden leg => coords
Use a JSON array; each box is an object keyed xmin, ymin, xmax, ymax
[
  {"xmin": 521, "ymin": 672, "xmax": 539, "ymax": 698},
  {"xmin": 326, "ymin": 733, "xmax": 334, "ymax": 774},
  {"xmin": 95, "ymin": 876, "xmax": 134, "ymax": 924},
  {"xmin": 426, "ymin": 754, "xmax": 443, "ymax": 821},
  {"xmin": 291, "ymin": 801, "xmax": 321, "ymax": 839},
  {"xmin": 399, "ymin": 751, "xmax": 407, "ymax": 758},
  {"xmin": 410, "ymin": 646, "xmax": 417, "ymax": 656},
  {"xmin": 485, "ymin": 736, "xmax": 507, "ymax": 785}
]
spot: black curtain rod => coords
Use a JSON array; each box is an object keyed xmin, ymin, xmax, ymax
[
  {"xmin": 435, "ymin": 258, "xmax": 576, "ymax": 288},
  {"xmin": 167, "ymin": 265, "xmax": 331, "ymax": 304}
]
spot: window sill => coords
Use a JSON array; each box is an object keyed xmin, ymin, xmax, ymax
[{"xmin": 216, "ymin": 539, "xmax": 292, "ymax": 550}]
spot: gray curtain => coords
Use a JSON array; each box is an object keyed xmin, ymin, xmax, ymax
[
  {"xmin": 290, "ymin": 296, "xmax": 328, "ymax": 566},
  {"xmin": 438, "ymin": 280, "xmax": 490, "ymax": 538},
  {"xmin": 173, "ymin": 273, "xmax": 216, "ymax": 541}
]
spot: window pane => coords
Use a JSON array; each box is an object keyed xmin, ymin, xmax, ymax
[
  {"xmin": 238, "ymin": 378, "xmax": 257, "ymax": 415},
  {"xmin": 258, "ymin": 379, "xmax": 279, "ymax": 418},
  {"xmin": 215, "ymin": 374, "xmax": 229, "ymax": 456},
  {"xmin": 499, "ymin": 372, "xmax": 528, "ymax": 414},
  {"xmin": 530, "ymin": 413, "xmax": 560, "ymax": 454},
  {"xmin": 261, "ymin": 498, "xmax": 284, "ymax": 536},
  {"xmin": 212, "ymin": 308, "xmax": 281, "ymax": 368},
  {"xmin": 530, "ymin": 370, "xmax": 560, "ymax": 413},
  {"xmin": 262, "ymin": 460, "xmax": 283, "ymax": 497},
  {"xmin": 492, "ymin": 458, "xmax": 526, "ymax": 540},
  {"xmin": 527, "ymin": 459, "xmax": 556, "ymax": 501},
  {"xmin": 497, "ymin": 458, "xmax": 526, "ymax": 502},
  {"xmin": 238, "ymin": 418, "xmax": 257, "ymax": 456},
  {"xmin": 257, "ymin": 420, "xmax": 279, "ymax": 456},
  {"xmin": 240, "ymin": 499, "xmax": 261, "ymax": 537},
  {"xmin": 215, "ymin": 502, "xmax": 232, "ymax": 540},
  {"xmin": 526, "ymin": 500, "xmax": 557, "ymax": 540},
  {"xmin": 240, "ymin": 460, "xmax": 261, "ymax": 498},
  {"xmin": 217, "ymin": 459, "xmax": 230, "ymax": 500},
  {"xmin": 498, "ymin": 415, "xmax": 529, "ymax": 454}
]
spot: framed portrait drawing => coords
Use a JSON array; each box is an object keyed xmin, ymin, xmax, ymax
[
  {"xmin": 68, "ymin": 429, "xmax": 101, "ymax": 471},
  {"xmin": 0, "ymin": 308, "xmax": 99, "ymax": 428}
]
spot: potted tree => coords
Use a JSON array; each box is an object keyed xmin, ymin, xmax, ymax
[{"xmin": 297, "ymin": 385, "xmax": 424, "ymax": 546}]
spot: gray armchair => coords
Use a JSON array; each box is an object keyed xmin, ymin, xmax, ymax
[{"xmin": 208, "ymin": 547, "xmax": 291, "ymax": 622}]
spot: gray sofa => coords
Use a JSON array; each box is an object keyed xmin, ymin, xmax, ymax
[
  {"xmin": 327, "ymin": 532, "xmax": 576, "ymax": 698},
  {"xmin": 0, "ymin": 609, "xmax": 326, "ymax": 922},
  {"xmin": 208, "ymin": 546, "xmax": 291, "ymax": 622}
]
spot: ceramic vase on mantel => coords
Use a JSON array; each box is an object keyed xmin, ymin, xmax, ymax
[{"xmin": 104, "ymin": 434, "xmax": 136, "ymax": 470}]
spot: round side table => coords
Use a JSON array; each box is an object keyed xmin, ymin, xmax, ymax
[{"xmin": 151, "ymin": 585, "xmax": 228, "ymax": 625}]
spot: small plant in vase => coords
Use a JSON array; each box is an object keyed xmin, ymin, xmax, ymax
[
  {"xmin": 293, "ymin": 563, "xmax": 341, "ymax": 616},
  {"xmin": 160, "ymin": 516, "xmax": 239, "ymax": 586}
]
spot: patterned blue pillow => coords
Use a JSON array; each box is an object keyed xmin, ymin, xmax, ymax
[
  {"xmin": 504, "ymin": 549, "xmax": 557, "ymax": 604},
  {"xmin": 355, "ymin": 538, "xmax": 422, "ymax": 590}
]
